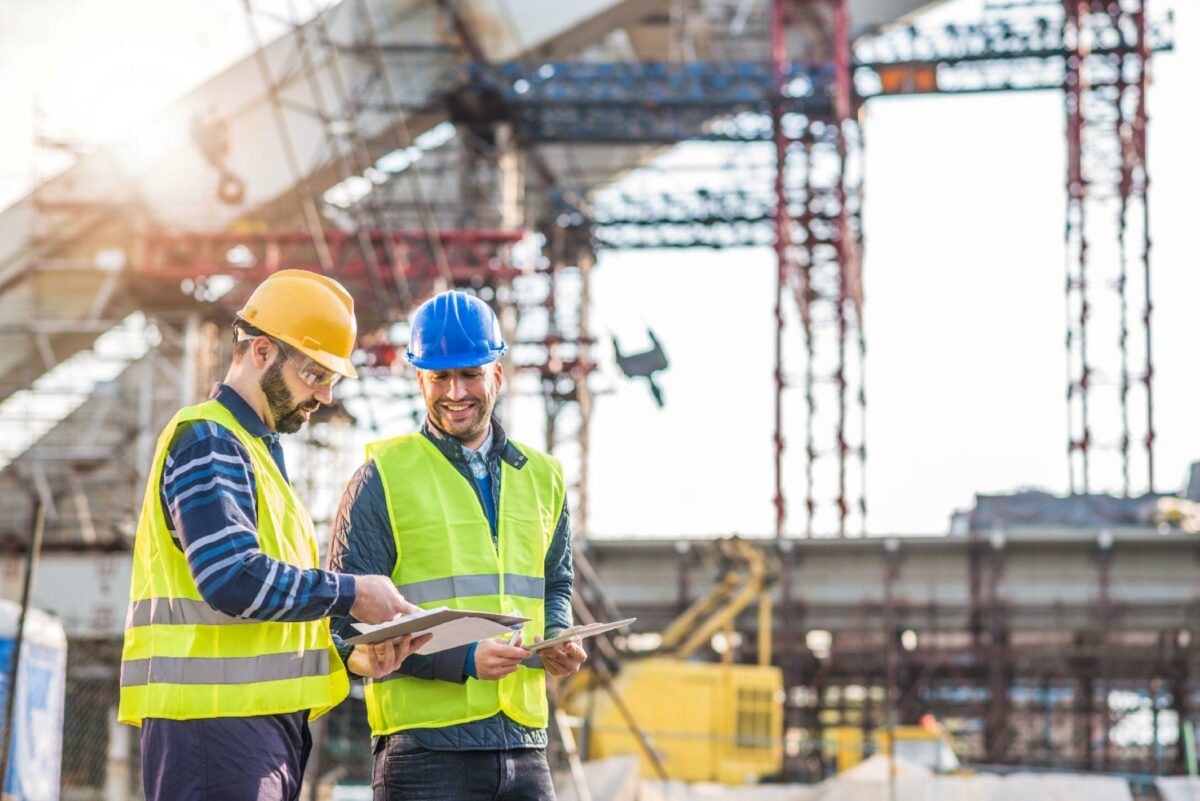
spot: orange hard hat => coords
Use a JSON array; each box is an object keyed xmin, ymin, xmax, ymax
[{"xmin": 237, "ymin": 269, "xmax": 359, "ymax": 378}]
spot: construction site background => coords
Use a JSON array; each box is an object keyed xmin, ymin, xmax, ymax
[{"xmin": 3, "ymin": 1, "xmax": 1200, "ymax": 799}]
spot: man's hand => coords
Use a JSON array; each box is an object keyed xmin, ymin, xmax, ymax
[
  {"xmin": 347, "ymin": 633, "xmax": 432, "ymax": 679},
  {"xmin": 349, "ymin": 575, "xmax": 421, "ymax": 624},
  {"xmin": 472, "ymin": 633, "xmax": 532, "ymax": 680},
  {"xmin": 536, "ymin": 632, "xmax": 587, "ymax": 678}
]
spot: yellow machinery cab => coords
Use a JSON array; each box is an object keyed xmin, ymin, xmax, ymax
[{"xmin": 562, "ymin": 538, "xmax": 784, "ymax": 784}]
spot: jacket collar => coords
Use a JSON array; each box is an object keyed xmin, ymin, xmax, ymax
[{"xmin": 421, "ymin": 416, "xmax": 527, "ymax": 469}]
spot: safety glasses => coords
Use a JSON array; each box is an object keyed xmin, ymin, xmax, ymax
[
  {"xmin": 237, "ymin": 331, "xmax": 342, "ymax": 389},
  {"xmin": 285, "ymin": 349, "xmax": 342, "ymax": 389}
]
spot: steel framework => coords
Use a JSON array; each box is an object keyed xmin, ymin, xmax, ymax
[
  {"xmin": 482, "ymin": 0, "xmax": 1171, "ymax": 534},
  {"xmin": 769, "ymin": 0, "xmax": 864, "ymax": 540},
  {"xmin": 1062, "ymin": 1, "xmax": 1156, "ymax": 495}
]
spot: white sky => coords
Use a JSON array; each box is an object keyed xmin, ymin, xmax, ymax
[
  {"xmin": 1, "ymin": 0, "xmax": 1195, "ymax": 537},
  {"xmin": 0, "ymin": 1, "xmax": 262, "ymax": 201},
  {"xmin": 582, "ymin": 0, "xmax": 1200, "ymax": 537}
]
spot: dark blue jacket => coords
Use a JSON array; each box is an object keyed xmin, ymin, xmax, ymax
[{"xmin": 327, "ymin": 418, "xmax": 573, "ymax": 750}]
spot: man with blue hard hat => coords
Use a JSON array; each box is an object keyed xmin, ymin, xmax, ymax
[{"xmin": 328, "ymin": 290, "xmax": 586, "ymax": 800}]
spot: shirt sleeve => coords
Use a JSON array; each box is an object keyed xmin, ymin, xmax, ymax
[
  {"xmin": 543, "ymin": 503, "xmax": 574, "ymax": 638},
  {"xmin": 327, "ymin": 460, "xmax": 470, "ymax": 683},
  {"xmin": 160, "ymin": 423, "xmax": 356, "ymax": 623}
]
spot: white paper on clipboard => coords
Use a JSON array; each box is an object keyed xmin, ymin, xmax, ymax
[
  {"xmin": 347, "ymin": 607, "xmax": 529, "ymax": 655},
  {"xmin": 527, "ymin": 617, "xmax": 637, "ymax": 653}
]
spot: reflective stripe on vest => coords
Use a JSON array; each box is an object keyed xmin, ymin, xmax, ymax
[
  {"xmin": 126, "ymin": 597, "xmax": 255, "ymax": 628},
  {"xmin": 363, "ymin": 433, "xmax": 564, "ymax": 736},
  {"xmin": 121, "ymin": 650, "xmax": 329, "ymax": 687},
  {"xmin": 396, "ymin": 573, "xmax": 545, "ymax": 605},
  {"xmin": 117, "ymin": 400, "xmax": 348, "ymax": 726}
]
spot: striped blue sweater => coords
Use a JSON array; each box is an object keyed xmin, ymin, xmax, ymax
[{"xmin": 158, "ymin": 383, "xmax": 356, "ymax": 622}]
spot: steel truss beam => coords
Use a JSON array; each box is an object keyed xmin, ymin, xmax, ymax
[
  {"xmin": 141, "ymin": 229, "xmax": 522, "ymax": 290},
  {"xmin": 459, "ymin": 11, "xmax": 1172, "ymax": 144}
]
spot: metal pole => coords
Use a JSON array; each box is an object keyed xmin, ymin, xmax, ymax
[
  {"xmin": 1134, "ymin": 1, "xmax": 1155, "ymax": 492},
  {"xmin": 1063, "ymin": 0, "xmax": 1088, "ymax": 494},
  {"xmin": 1115, "ymin": 31, "xmax": 1133, "ymax": 497},
  {"xmin": 833, "ymin": 0, "xmax": 851, "ymax": 537},
  {"xmin": 577, "ymin": 250, "xmax": 595, "ymax": 540},
  {"xmin": 770, "ymin": 0, "xmax": 788, "ymax": 539},
  {"xmin": 883, "ymin": 542, "xmax": 898, "ymax": 799},
  {"xmin": 0, "ymin": 500, "xmax": 47, "ymax": 792}
]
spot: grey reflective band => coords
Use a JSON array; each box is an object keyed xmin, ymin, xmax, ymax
[
  {"xmin": 503, "ymin": 574, "xmax": 545, "ymax": 600},
  {"xmin": 121, "ymin": 649, "xmax": 329, "ymax": 687},
  {"xmin": 394, "ymin": 574, "xmax": 545, "ymax": 605},
  {"xmin": 397, "ymin": 575, "xmax": 499, "ymax": 604},
  {"xmin": 125, "ymin": 597, "xmax": 255, "ymax": 629}
]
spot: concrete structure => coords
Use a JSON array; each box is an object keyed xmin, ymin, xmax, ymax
[{"xmin": 584, "ymin": 531, "xmax": 1199, "ymax": 776}]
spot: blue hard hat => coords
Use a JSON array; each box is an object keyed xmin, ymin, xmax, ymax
[{"xmin": 406, "ymin": 290, "xmax": 506, "ymax": 370}]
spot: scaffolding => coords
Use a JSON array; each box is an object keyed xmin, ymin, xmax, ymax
[
  {"xmin": 490, "ymin": 0, "xmax": 1171, "ymax": 533},
  {"xmin": 770, "ymin": 0, "xmax": 865, "ymax": 539},
  {"xmin": 1063, "ymin": 0, "xmax": 1156, "ymax": 496}
]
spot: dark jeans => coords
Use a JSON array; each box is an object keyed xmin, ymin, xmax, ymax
[
  {"xmin": 141, "ymin": 712, "xmax": 312, "ymax": 801},
  {"xmin": 373, "ymin": 735, "xmax": 556, "ymax": 801}
]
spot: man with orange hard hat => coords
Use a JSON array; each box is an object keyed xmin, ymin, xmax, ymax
[{"xmin": 119, "ymin": 270, "xmax": 428, "ymax": 801}]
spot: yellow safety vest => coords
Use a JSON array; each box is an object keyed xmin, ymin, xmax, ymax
[
  {"xmin": 118, "ymin": 400, "xmax": 348, "ymax": 726},
  {"xmin": 363, "ymin": 433, "xmax": 564, "ymax": 736}
]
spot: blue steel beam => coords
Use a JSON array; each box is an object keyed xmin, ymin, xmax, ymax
[
  {"xmin": 478, "ymin": 8, "xmax": 1175, "ymax": 250},
  {"xmin": 448, "ymin": 12, "xmax": 1172, "ymax": 144},
  {"xmin": 451, "ymin": 61, "xmax": 835, "ymax": 143}
]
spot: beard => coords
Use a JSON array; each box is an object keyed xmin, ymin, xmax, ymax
[
  {"xmin": 260, "ymin": 356, "xmax": 320, "ymax": 434},
  {"xmin": 429, "ymin": 396, "xmax": 492, "ymax": 442}
]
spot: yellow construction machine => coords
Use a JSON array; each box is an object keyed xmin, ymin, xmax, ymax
[{"xmin": 561, "ymin": 538, "xmax": 784, "ymax": 784}]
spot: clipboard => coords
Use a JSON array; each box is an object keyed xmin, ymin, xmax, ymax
[
  {"xmin": 346, "ymin": 606, "xmax": 529, "ymax": 654},
  {"xmin": 527, "ymin": 617, "xmax": 637, "ymax": 653}
]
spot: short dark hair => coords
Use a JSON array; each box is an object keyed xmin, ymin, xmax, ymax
[{"xmin": 232, "ymin": 318, "xmax": 289, "ymax": 359}]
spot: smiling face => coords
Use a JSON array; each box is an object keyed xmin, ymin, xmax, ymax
[{"xmin": 417, "ymin": 362, "xmax": 503, "ymax": 447}]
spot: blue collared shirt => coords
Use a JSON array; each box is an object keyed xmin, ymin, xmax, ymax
[
  {"xmin": 159, "ymin": 383, "xmax": 356, "ymax": 622},
  {"xmin": 461, "ymin": 426, "xmax": 497, "ymax": 532}
]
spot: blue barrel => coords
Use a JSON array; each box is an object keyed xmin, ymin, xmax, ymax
[{"xmin": 0, "ymin": 600, "xmax": 67, "ymax": 801}]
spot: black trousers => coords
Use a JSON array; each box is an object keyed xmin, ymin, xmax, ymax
[
  {"xmin": 373, "ymin": 737, "xmax": 556, "ymax": 801},
  {"xmin": 141, "ymin": 713, "xmax": 311, "ymax": 801}
]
